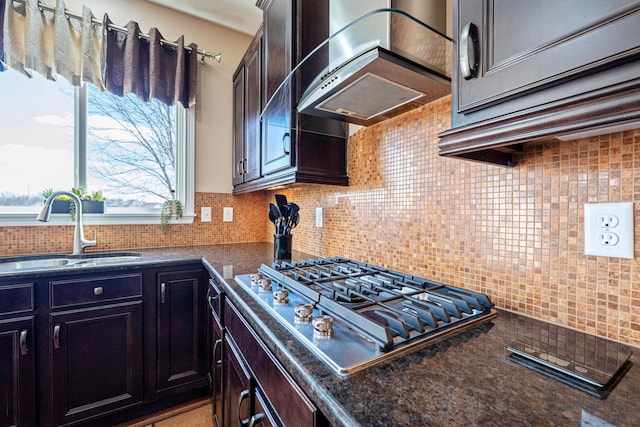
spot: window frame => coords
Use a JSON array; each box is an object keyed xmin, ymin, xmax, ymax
[{"xmin": 0, "ymin": 82, "xmax": 195, "ymax": 227}]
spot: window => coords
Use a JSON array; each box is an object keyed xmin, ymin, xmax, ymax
[{"xmin": 0, "ymin": 68, "xmax": 194, "ymax": 225}]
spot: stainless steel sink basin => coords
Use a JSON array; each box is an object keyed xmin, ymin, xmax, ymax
[
  {"xmin": 0, "ymin": 253, "xmax": 142, "ymax": 273},
  {"xmin": 0, "ymin": 258, "xmax": 72, "ymax": 271}
]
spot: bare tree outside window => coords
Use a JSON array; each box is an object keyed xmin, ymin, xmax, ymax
[{"xmin": 87, "ymin": 85, "xmax": 177, "ymax": 209}]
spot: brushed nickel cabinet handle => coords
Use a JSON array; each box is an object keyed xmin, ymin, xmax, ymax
[
  {"xmin": 237, "ymin": 160, "xmax": 244, "ymax": 176},
  {"xmin": 213, "ymin": 338, "xmax": 222, "ymax": 366},
  {"xmin": 460, "ymin": 22, "xmax": 479, "ymax": 80},
  {"xmin": 249, "ymin": 413, "xmax": 265, "ymax": 427},
  {"xmin": 20, "ymin": 330, "xmax": 28, "ymax": 355},
  {"xmin": 93, "ymin": 286, "xmax": 103, "ymax": 295},
  {"xmin": 282, "ymin": 132, "xmax": 290, "ymax": 155},
  {"xmin": 53, "ymin": 325, "xmax": 60, "ymax": 349},
  {"xmin": 161, "ymin": 282, "xmax": 166, "ymax": 303},
  {"xmin": 237, "ymin": 389, "xmax": 250, "ymax": 426}
]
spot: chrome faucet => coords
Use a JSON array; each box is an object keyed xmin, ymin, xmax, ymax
[{"xmin": 38, "ymin": 190, "xmax": 98, "ymax": 255}]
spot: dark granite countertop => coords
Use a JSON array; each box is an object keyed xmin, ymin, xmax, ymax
[{"xmin": 2, "ymin": 243, "xmax": 638, "ymax": 426}]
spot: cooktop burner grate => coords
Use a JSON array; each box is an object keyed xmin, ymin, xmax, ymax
[{"xmin": 235, "ymin": 257, "xmax": 497, "ymax": 374}]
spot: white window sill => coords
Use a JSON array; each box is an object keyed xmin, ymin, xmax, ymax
[{"xmin": 0, "ymin": 213, "xmax": 195, "ymax": 227}]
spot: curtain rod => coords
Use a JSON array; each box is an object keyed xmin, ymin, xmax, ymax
[{"xmin": 9, "ymin": 0, "xmax": 222, "ymax": 63}]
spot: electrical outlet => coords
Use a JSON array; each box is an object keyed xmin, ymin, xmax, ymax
[
  {"xmin": 201, "ymin": 207, "xmax": 211, "ymax": 222},
  {"xmin": 584, "ymin": 202, "xmax": 634, "ymax": 259},
  {"xmin": 223, "ymin": 207, "xmax": 233, "ymax": 222},
  {"xmin": 316, "ymin": 207, "xmax": 323, "ymax": 228},
  {"xmin": 222, "ymin": 264, "xmax": 233, "ymax": 279}
]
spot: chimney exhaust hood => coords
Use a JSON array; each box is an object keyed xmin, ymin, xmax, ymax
[{"xmin": 296, "ymin": 1, "xmax": 452, "ymax": 127}]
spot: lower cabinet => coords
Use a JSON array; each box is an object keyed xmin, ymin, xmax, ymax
[
  {"xmin": 208, "ymin": 275, "xmax": 225, "ymax": 427},
  {"xmin": 49, "ymin": 302, "xmax": 144, "ymax": 426},
  {"xmin": 155, "ymin": 268, "xmax": 208, "ymax": 398},
  {"xmin": 223, "ymin": 299, "xmax": 324, "ymax": 427},
  {"xmin": 0, "ymin": 316, "xmax": 36, "ymax": 427},
  {"xmin": 0, "ymin": 262, "xmax": 210, "ymax": 427}
]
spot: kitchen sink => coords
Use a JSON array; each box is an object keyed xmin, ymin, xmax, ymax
[{"xmin": 0, "ymin": 253, "xmax": 142, "ymax": 273}]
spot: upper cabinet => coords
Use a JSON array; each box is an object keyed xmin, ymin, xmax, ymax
[
  {"xmin": 233, "ymin": 26, "xmax": 263, "ymax": 187},
  {"xmin": 233, "ymin": 0, "xmax": 349, "ymax": 194},
  {"xmin": 439, "ymin": 0, "xmax": 640, "ymax": 166}
]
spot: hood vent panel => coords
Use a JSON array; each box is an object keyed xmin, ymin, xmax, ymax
[
  {"xmin": 317, "ymin": 73, "xmax": 424, "ymax": 121},
  {"xmin": 296, "ymin": 4, "xmax": 452, "ymax": 127}
]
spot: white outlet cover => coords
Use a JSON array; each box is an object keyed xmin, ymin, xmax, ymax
[
  {"xmin": 223, "ymin": 207, "xmax": 233, "ymax": 222},
  {"xmin": 201, "ymin": 206, "xmax": 212, "ymax": 222},
  {"xmin": 584, "ymin": 202, "xmax": 634, "ymax": 259},
  {"xmin": 316, "ymin": 207, "xmax": 323, "ymax": 228}
]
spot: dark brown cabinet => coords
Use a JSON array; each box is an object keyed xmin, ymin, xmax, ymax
[
  {"xmin": 48, "ymin": 273, "xmax": 144, "ymax": 426},
  {"xmin": 0, "ymin": 317, "xmax": 35, "ymax": 427},
  {"xmin": 223, "ymin": 299, "xmax": 323, "ymax": 426},
  {"xmin": 233, "ymin": 0, "xmax": 349, "ymax": 194},
  {"xmin": 155, "ymin": 268, "xmax": 208, "ymax": 398},
  {"xmin": 233, "ymin": 26, "xmax": 263, "ymax": 187},
  {"xmin": 0, "ymin": 282, "xmax": 35, "ymax": 427},
  {"xmin": 49, "ymin": 302, "xmax": 144, "ymax": 426},
  {"xmin": 208, "ymin": 275, "xmax": 225, "ymax": 427},
  {"xmin": 223, "ymin": 338, "xmax": 253, "ymax": 426},
  {"xmin": 0, "ymin": 262, "xmax": 210, "ymax": 427},
  {"xmin": 439, "ymin": 0, "xmax": 640, "ymax": 166}
]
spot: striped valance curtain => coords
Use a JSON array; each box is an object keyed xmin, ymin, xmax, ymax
[{"xmin": 0, "ymin": 0, "xmax": 198, "ymax": 107}]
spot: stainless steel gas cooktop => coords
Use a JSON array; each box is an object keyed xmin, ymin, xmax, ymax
[{"xmin": 235, "ymin": 257, "xmax": 497, "ymax": 375}]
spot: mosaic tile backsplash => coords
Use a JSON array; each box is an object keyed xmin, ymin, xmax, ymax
[
  {"xmin": 268, "ymin": 96, "xmax": 640, "ymax": 348},
  {"xmin": 2, "ymin": 95, "xmax": 638, "ymax": 348},
  {"xmin": 0, "ymin": 192, "xmax": 269, "ymax": 255}
]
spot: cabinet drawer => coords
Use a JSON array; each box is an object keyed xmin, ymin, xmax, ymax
[
  {"xmin": 0, "ymin": 283, "xmax": 34, "ymax": 315},
  {"xmin": 50, "ymin": 274, "xmax": 142, "ymax": 308}
]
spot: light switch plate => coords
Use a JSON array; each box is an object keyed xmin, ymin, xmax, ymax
[
  {"xmin": 223, "ymin": 207, "xmax": 233, "ymax": 222},
  {"xmin": 584, "ymin": 202, "xmax": 634, "ymax": 259},
  {"xmin": 316, "ymin": 207, "xmax": 323, "ymax": 228},
  {"xmin": 201, "ymin": 207, "xmax": 211, "ymax": 222}
]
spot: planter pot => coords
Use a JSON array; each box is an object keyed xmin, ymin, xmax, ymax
[{"xmin": 51, "ymin": 200, "xmax": 105, "ymax": 214}]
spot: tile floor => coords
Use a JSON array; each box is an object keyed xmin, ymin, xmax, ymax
[{"xmin": 116, "ymin": 398, "xmax": 213, "ymax": 427}]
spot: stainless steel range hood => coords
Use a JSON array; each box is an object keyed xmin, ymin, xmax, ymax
[{"xmin": 297, "ymin": 1, "xmax": 452, "ymax": 126}]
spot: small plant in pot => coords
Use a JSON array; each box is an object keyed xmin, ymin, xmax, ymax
[
  {"xmin": 160, "ymin": 199, "xmax": 183, "ymax": 232},
  {"xmin": 41, "ymin": 187, "xmax": 105, "ymax": 220}
]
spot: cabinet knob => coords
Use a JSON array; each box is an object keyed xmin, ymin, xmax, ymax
[
  {"xmin": 93, "ymin": 286, "xmax": 103, "ymax": 295},
  {"xmin": 460, "ymin": 22, "xmax": 479, "ymax": 80},
  {"xmin": 20, "ymin": 329, "xmax": 28, "ymax": 356}
]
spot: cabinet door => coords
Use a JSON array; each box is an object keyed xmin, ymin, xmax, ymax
[
  {"xmin": 0, "ymin": 317, "xmax": 35, "ymax": 427},
  {"xmin": 244, "ymin": 36, "xmax": 262, "ymax": 183},
  {"xmin": 262, "ymin": 0, "xmax": 293, "ymax": 175},
  {"xmin": 50, "ymin": 302, "xmax": 143, "ymax": 426},
  {"xmin": 233, "ymin": 67, "xmax": 246, "ymax": 187},
  {"xmin": 156, "ymin": 269, "xmax": 208, "ymax": 396},
  {"xmin": 225, "ymin": 301, "xmax": 318, "ymax": 426},
  {"xmin": 456, "ymin": 0, "xmax": 640, "ymax": 113},
  {"xmin": 208, "ymin": 279, "xmax": 224, "ymax": 427},
  {"xmin": 224, "ymin": 338, "xmax": 253, "ymax": 427}
]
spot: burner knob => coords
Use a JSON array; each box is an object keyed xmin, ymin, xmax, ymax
[
  {"xmin": 258, "ymin": 278, "xmax": 272, "ymax": 291},
  {"xmin": 313, "ymin": 315, "xmax": 334, "ymax": 338},
  {"xmin": 294, "ymin": 304, "xmax": 314, "ymax": 323},
  {"xmin": 273, "ymin": 289, "xmax": 289, "ymax": 304},
  {"xmin": 250, "ymin": 273, "xmax": 262, "ymax": 285}
]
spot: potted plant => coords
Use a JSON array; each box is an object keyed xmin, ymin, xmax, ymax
[
  {"xmin": 42, "ymin": 187, "xmax": 105, "ymax": 219},
  {"xmin": 160, "ymin": 199, "xmax": 183, "ymax": 232}
]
